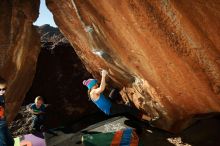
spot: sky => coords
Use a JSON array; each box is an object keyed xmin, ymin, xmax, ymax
[{"xmin": 33, "ymin": 0, "xmax": 57, "ymax": 27}]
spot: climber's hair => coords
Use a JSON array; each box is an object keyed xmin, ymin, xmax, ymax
[
  {"xmin": 0, "ymin": 76, "xmax": 6, "ymax": 84},
  {"xmin": 35, "ymin": 96, "xmax": 43, "ymax": 103}
]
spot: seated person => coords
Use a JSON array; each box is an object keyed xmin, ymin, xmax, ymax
[{"xmin": 29, "ymin": 96, "xmax": 49, "ymax": 132}]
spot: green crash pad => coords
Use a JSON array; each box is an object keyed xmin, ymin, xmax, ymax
[{"xmin": 82, "ymin": 128, "xmax": 143, "ymax": 146}]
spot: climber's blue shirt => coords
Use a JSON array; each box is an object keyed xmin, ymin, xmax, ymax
[{"xmin": 92, "ymin": 93, "xmax": 112, "ymax": 115}]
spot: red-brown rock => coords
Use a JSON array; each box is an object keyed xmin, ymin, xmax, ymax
[
  {"xmin": 46, "ymin": 0, "xmax": 220, "ymax": 132},
  {"xmin": 0, "ymin": 0, "xmax": 40, "ymax": 122}
]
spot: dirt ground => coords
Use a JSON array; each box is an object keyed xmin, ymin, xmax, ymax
[
  {"xmin": 139, "ymin": 116, "xmax": 220, "ymax": 146},
  {"xmin": 10, "ymin": 107, "xmax": 220, "ymax": 146}
]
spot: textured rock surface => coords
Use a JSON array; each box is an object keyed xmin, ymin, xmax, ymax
[
  {"xmin": 46, "ymin": 0, "xmax": 220, "ymax": 132},
  {"xmin": 0, "ymin": 0, "xmax": 40, "ymax": 122},
  {"xmin": 36, "ymin": 24, "xmax": 67, "ymax": 42}
]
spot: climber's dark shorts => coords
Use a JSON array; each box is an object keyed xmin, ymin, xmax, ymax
[{"xmin": 110, "ymin": 103, "xmax": 141, "ymax": 119}]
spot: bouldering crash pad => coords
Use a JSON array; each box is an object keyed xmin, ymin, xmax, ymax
[{"xmin": 14, "ymin": 133, "xmax": 46, "ymax": 146}]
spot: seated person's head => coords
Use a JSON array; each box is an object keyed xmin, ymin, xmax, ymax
[
  {"xmin": 0, "ymin": 76, "xmax": 6, "ymax": 96},
  {"xmin": 35, "ymin": 96, "xmax": 44, "ymax": 107}
]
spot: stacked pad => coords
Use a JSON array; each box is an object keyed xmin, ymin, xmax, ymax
[{"xmin": 82, "ymin": 128, "xmax": 143, "ymax": 146}]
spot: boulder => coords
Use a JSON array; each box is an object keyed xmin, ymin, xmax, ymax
[
  {"xmin": 46, "ymin": 0, "xmax": 220, "ymax": 132},
  {"xmin": 0, "ymin": 0, "xmax": 40, "ymax": 122}
]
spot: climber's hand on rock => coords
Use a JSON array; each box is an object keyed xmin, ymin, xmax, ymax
[{"xmin": 101, "ymin": 69, "xmax": 108, "ymax": 77}]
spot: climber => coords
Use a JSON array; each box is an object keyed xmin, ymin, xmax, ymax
[
  {"xmin": 29, "ymin": 96, "xmax": 49, "ymax": 133},
  {"xmin": 83, "ymin": 69, "xmax": 152, "ymax": 122},
  {"xmin": 0, "ymin": 76, "xmax": 14, "ymax": 146}
]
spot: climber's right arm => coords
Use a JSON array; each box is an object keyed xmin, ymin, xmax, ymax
[{"xmin": 93, "ymin": 70, "xmax": 108, "ymax": 95}]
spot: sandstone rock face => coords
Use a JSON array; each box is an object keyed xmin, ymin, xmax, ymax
[
  {"xmin": 46, "ymin": 0, "xmax": 220, "ymax": 132},
  {"xmin": 0, "ymin": 0, "xmax": 40, "ymax": 122}
]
